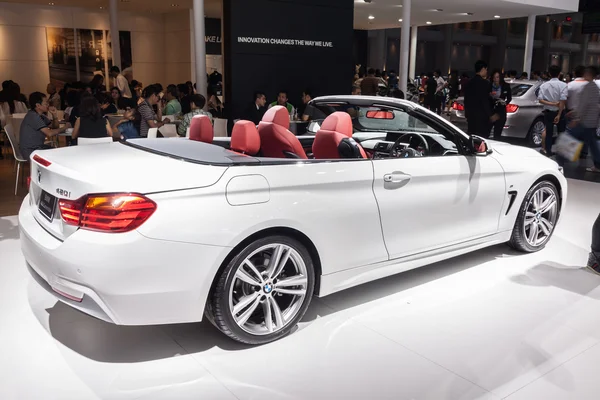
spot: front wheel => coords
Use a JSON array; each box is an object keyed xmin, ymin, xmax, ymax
[
  {"xmin": 208, "ymin": 235, "xmax": 315, "ymax": 345},
  {"xmin": 509, "ymin": 181, "xmax": 560, "ymax": 253}
]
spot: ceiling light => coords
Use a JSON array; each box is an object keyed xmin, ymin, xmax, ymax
[
  {"xmin": 120, "ymin": 0, "xmax": 130, "ymax": 2},
  {"xmin": 171, "ymin": 3, "xmax": 179, "ymax": 6},
  {"xmin": 99, "ymin": 6, "xmax": 104, "ymax": 9},
  {"xmin": 398, "ymin": 19, "xmax": 403, "ymax": 22},
  {"xmin": 368, "ymin": 15, "xmax": 375, "ymax": 20},
  {"xmin": 48, "ymin": 2, "xmax": 54, "ymax": 4},
  {"xmin": 494, "ymin": 15, "xmax": 501, "ymax": 18},
  {"xmin": 460, "ymin": 12, "xmax": 474, "ymax": 16},
  {"xmin": 426, "ymin": 21, "xmax": 432, "ymax": 25}
]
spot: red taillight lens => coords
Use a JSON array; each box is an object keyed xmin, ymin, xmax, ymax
[
  {"xmin": 506, "ymin": 104, "xmax": 519, "ymax": 113},
  {"xmin": 59, "ymin": 193, "xmax": 156, "ymax": 233},
  {"xmin": 33, "ymin": 154, "xmax": 51, "ymax": 167},
  {"xmin": 452, "ymin": 102, "xmax": 464, "ymax": 111},
  {"xmin": 26, "ymin": 177, "xmax": 31, "ymax": 189}
]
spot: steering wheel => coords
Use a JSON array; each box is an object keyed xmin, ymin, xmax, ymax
[{"xmin": 390, "ymin": 133, "xmax": 430, "ymax": 157}]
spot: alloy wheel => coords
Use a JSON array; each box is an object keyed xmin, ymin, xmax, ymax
[
  {"xmin": 531, "ymin": 120, "xmax": 545, "ymax": 147},
  {"xmin": 523, "ymin": 187, "xmax": 558, "ymax": 247},
  {"xmin": 228, "ymin": 243, "xmax": 308, "ymax": 336}
]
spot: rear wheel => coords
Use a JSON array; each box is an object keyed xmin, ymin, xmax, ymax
[
  {"xmin": 209, "ymin": 235, "xmax": 315, "ymax": 344},
  {"xmin": 509, "ymin": 181, "xmax": 560, "ymax": 253},
  {"xmin": 527, "ymin": 118, "xmax": 545, "ymax": 148}
]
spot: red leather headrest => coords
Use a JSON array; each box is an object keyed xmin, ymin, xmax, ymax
[
  {"xmin": 231, "ymin": 120, "xmax": 260, "ymax": 155},
  {"xmin": 261, "ymin": 106, "xmax": 290, "ymax": 130},
  {"xmin": 189, "ymin": 115, "xmax": 213, "ymax": 143},
  {"xmin": 320, "ymin": 112, "xmax": 353, "ymax": 137}
]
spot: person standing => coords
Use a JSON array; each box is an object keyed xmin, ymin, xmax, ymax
[
  {"xmin": 464, "ymin": 60, "xmax": 497, "ymax": 138},
  {"xmin": 424, "ymin": 72, "xmax": 437, "ymax": 112},
  {"xmin": 433, "ymin": 70, "xmax": 446, "ymax": 115},
  {"xmin": 538, "ymin": 65, "xmax": 567, "ymax": 155},
  {"xmin": 490, "ymin": 69, "xmax": 512, "ymax": 139},
  {"xmin": 360, "ymin": 68, "xmax": 380, "ymax": 97},
  {"xmin": 564, "ymin": 66, "xmax": 600, "ymax": 173},
  {"xmin": 109, "ymin": 66, "xmax": 132, "ymax": 99}
]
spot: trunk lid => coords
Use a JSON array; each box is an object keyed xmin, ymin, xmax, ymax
[{"xmin": 27, "ymin": 142, "xmax": 227, "ymax": 240}]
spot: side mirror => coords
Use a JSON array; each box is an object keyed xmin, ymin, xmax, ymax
[{"xmin": 470, "ymin": 136, "xmax": 492, "ymax": 156}]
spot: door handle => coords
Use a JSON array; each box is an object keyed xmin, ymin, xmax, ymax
[{"xmin": 383, "ymin": 172, "xmax": 411, "ymax": 183}]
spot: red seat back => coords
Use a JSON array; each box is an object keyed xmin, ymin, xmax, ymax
[
  {"xmin": 189, "ymin": 115, "xmax": 213, "ymax": 143},
  {"xmin": 313, "ymin": 112, "xmax": 366, "ymax": 159},
  {"xmin": 231, "ymin": 120, "xmax": 261, "ymax": 155},
  {"xmin": 258, "ymin": 106, "xmax": 307, "ymax": 159}
]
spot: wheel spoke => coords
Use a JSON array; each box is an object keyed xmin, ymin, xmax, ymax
[
  {"xmin": 233, "ymin": 291, "xmax": 261, "ymax": 315},
  {"xmin": 269, "ymin": 297, "xmax": 285, "ymax": 328},
  {"xmin": 528, "ymin": 222, "xmax": 539, "ymax": 245},
  {"xmin": 540, "ymin": 217, "xmax": 554, "ymax": 235},
  {"xmin": 263, "ymin": 300, "xmax": 273, "ymax": 333},
  {"xmin": 525, "ymin": 212, "xmax": 536, "ymax": 227},
  {"xmin": 235, "ymin": 268, "xmax": 262, "ymax": 286},
  {"xmin": 275, "ymin": 275, "xmax": 307, "ymax": 288},
  {"xmin": 539, "ymin": 195, "xmax": 556, "ymax": 214},
  {"xmin": 234, "ymin": 294, "xmax": 262, "ymax": 326},
  {"xmin": 275, "ymin": 288, "xmax": 307, "ymax": 296},
  {"xmin": 533, "ymin": 190, "xmax": 542, "ymax": 211},
  {"xmin": 269, "ymin": 247, "xmax": 291, "ymax": 280},
  {"xmin": 266, "ymin": 245, "xmax": 284, "ymax": 278},
  {"xmin": 244, "ymin": 260, "xmax": 264, "ymax": 283}
]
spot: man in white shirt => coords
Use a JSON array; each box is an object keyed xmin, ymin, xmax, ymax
[
  {"xmin": 433, "ymin": 69, "xmax": 446, "ymax": 115},
  {"xmin": 109, "ymin": 66, "xmax": 132, "ymax": 98},
  {"xmin": 567, "ymin": 66, "xmax": 587, "ymax": 112},
  {"xmin": 538, "ymin": 65, "xmax": 567, "ymax": 155}
]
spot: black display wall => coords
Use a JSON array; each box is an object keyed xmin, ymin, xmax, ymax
[
  {"xmin": 205, "ymin": 18, "xmax": 222, "ymax": 55},
  {"xmin": 223, "ymin": 0, "xmax": 354, "ymax": 121}
]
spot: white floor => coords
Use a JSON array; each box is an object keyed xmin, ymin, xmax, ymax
[{"xmin": 2, "ymin": 179, "xmax": 600, "ymax": 400}]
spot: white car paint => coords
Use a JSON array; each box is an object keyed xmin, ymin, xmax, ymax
[{"xmin": 19, "ymin": 97, "xmax": 567, "ymax": 327}]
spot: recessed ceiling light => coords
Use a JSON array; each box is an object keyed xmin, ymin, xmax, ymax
[
  {"xmin": 99, "ymin": 6, "xmax": 104, "ymax": 9},
  {"xmin": 494, "ymin": 15, "xmax": 501, "ymax": 18},
  {"xmin": 460, "ymin": 12, "xmax": 474, "ymax": 16},
  {"xmin": 48, "ymin": 2, "xmax": 54, "ymax": 5},
  {"xmin": 426, "ymin": 21, "xmax": 432, "ymax": 25},
  {"xmin": 398, "ymin": 19, "xmax": 403, "ymax": 22},
  {"xmin": 368, "ymin": 15, "xmax": 375, "ymax": 20},
  {"xmin": 171, "ymin": 3, "xmax": 179, "ymax": 6}
]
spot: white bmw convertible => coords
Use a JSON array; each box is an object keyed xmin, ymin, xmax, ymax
[{"xmin": 19, "ymin": 96, "xmax": 566, "ymax": 344}]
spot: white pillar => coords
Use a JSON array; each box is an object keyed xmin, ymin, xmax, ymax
[
  {"xmin": 109, "ymin": 0, "xmax": 121, "ymax": 70},
  {"xmin": 190, "ymin": 10, "xmax": 196, "ymax": 85},
  {"xmin": 409, "ymin": 26, "xmax": 417, "ymax": 83},
  {"xmin": 399, "ymin": 0, "xmax": 411, "ymax": 95},
  {"xmin": 523, "ymin": 14, "xmax": 536, "ymax": 76},
  {"xmin": 193, "ymin": 0, "xmax": 207, "ymax": 101}
]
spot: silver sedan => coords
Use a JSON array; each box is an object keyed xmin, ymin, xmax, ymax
[{"xmin": 450, "ymin": 80, "xmax": 545, "ymax": 147}]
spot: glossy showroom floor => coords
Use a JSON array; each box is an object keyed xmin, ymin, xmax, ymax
[{"xmin": 1, "ymin": 179, "xmax": 600, "ymax": 400}]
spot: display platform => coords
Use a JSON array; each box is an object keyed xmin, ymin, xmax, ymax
[{"xmin": 1, "ymin": 179, "xmax": 600, "ymax": 400}]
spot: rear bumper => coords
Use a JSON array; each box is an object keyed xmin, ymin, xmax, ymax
[{"xmin": 19, "ymin": 195, "xmax": 229, "ymax": 325}]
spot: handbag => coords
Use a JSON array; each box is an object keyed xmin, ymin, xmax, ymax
[{"xmin": 554, "ymin": 132, "xmax": 584, "ymax": 162}]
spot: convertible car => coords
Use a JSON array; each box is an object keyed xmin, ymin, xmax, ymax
[{"xmin": 19, "ymin": 96, "xmax": 567, "ymax": 345}]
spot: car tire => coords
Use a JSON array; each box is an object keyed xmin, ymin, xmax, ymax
[
  {"xmin": 526, "ymin": 117, "xmax": 545, "ymax": 148},
  {"xmin": 508, "ymin": 181, "xmax": 560, "ymax": 253},
  {"xmin": 208, "ymin": 235, "xmax": 315, "ymax": 345}
]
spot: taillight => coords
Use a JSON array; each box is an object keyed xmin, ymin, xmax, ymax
[
  {"xmin": 506, "ymin": 104, "xmax": 519, "ymax": 113},
  {"xmin": 33, "ymin": 154, "xmax": 51, "ymax": 167},
  {"xmin": 26, "ymin": 177, "xmax": 31, "ymax": 189},
  {"xmin": 452, "ymin": 102, "xmax": 465, "ymax": 111},
  {"xmin": 59, "ymin": 193, "xmax": 156, "ymax": 233}
]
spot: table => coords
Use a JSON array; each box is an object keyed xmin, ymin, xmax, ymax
[{"xmin": 289, "ymin": 120, "xmax": 309, "ymax": 136}]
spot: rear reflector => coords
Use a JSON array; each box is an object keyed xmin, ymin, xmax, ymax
[
  {"xmin": 452, "ymin": 102, "xmax": 465, "ymax": 111},
  {"xmin": 59, "ymin": 193, "xmax": 156, "ymax": 233},
  {"xmin": 33, "ymin": 154, "xmax": 51, "ymax": 167},
  {"xmin": 52, "ymin": 287, "xmax": 83, "ymax": 302},
  {"xmin": 506, "ymin": 104, "xmax": 519, "ymax": 113}
]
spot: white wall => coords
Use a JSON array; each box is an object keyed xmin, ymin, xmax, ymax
[
  {"xmin": 165, "ymin": 11, "xmax": 192, "ymax": 85},
  {"xmin": 0, "ymin": 2, "xmax": 175, "ymax": 95}
]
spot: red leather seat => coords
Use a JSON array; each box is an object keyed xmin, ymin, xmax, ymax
[
  {"xmin": 313, "ymin": 112, "xmax": 367, "ymax": 159},
  {"xmin": 258, "ymin": 106, "xmax": 307, "ymax": 159},
  {"xmin": 231, "ymin": 120, "xmax": 261, "ymax": 155},
  {"xmin": 189, "ymin": 115, "xmax": 213, "ymax": 143}
]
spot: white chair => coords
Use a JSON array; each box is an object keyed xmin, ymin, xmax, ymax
[
  {"xmin": 214, "ymin": 118, "xmax": 228, "ymax": 138},
  {"xmin": 186, "ymin": 127, "xmax": 190, "ymax": 138},
  {"xmin": 147, "ymin": 127, "xmax": 158, "ymax": 139},
  {"xmin": 4, "ymin": 124, "xmax": 28, "ymax": 195},
  {"xmin": 78, "ymin": 137, "xmax": 113, "ymax": 146}
]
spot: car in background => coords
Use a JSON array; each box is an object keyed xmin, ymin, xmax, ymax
[{"xmin": 450, "ymin": 80, "xmax": 545, "ymax": 147}]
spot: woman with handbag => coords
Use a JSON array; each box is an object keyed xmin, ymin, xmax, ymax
[{"xmin": 490, "ymin": 70, "xmax": 512, "ymax": 140}]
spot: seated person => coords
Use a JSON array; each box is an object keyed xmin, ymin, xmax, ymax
[
  {"xmin": 98, "ymin": 92, "xmax": 118, "ymax": 116},
  {"xmin": 138, "ymin": 84, "xmax": 170, "ymax": 137},
  {"xmin": 71, "ymin": 95, "xmax": 112, "ymax": 139},
  {"xmin": 268, "ymin": 90, "xmax": 295, "ymax": 115},
  {"xmin": 162, "ymin": 86, "xmax": 181, "ymax": 116},
  {"xmin": 19, "ymin": 92, "xmax": 66, "ymax": 160},
  {"xmin": 301, "ymin": 90, "xmax": 326, "ymax": 122},
  {"xmin": 112, "ymin": 108, "xmax": 140, "ymax": 140},
  {"xmin": 178, "ymin": 94, "xmax": 213, "ymax": 136},
  {"xmin": 243, "ymin": 91, "xmax": 267, "ymax": 125},
  {"xmin": 178, "ymin": 84, "xmax": 192, "ymax": 115}
]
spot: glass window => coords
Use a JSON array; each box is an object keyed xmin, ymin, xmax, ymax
[{"xmin": 511, "ymin": 84, "xmax": 532, "ymax": 97}]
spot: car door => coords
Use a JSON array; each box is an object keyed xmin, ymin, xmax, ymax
[{"xmin": 370, "ymin": 110, "xmax": 506, "ymax": 260}]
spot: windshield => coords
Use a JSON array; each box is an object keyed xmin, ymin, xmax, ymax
[
  {"xmin": 511, "ymin": 84, "xmax": 532, "ymax": 97},
  {"xmin": 309, "ymin": 104, "xmax": 438, "ymax": 135}
]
